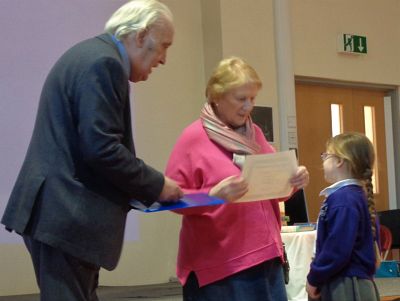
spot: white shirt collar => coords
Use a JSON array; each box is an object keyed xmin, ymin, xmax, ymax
[{"xmin": 319, "ymin": 178, "xmax": 362, "ymax": 197}]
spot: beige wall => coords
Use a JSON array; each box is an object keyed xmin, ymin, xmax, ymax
[
  {"xmin": 1, "ymin": 0, "xmax": 400, "ymax": 296},
  {"xmin": 291, "ymin": 0, "xmax": 400, "ymax": 85},
  {"xmin": 220, "ymin": 0, "xmax": 280, "ymax": 147}
]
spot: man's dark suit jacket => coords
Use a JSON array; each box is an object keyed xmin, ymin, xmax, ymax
[{"xmin": 1, "ymin": 34, "xmax": 164, "ymax": 270}]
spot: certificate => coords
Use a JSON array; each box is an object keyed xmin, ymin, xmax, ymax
[{"xmin": 237, "ymin": 150, "xmax": 298, "ymax": 202}]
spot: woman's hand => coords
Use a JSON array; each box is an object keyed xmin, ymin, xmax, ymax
[
  {"xmin": 306, "ymin": 281, "xmax": 320, "ymax": 300},
  {"xmin": 209, "ymin": 175, "xmax": 248, "ymax": 203},
  {"xmin": 290, "ymin": 165, "xmax": 309, "ymax": 189}
]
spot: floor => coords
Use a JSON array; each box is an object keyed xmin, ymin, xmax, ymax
[
  {"xmin": 0, "ymin": 282, "xmax": 182, "ymax": 301},
  {"xmin": 1, "ymin": 278, "xmax": 399, "ymax": 301}
]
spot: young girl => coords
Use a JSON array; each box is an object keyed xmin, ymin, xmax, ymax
[{"xmin": 306, "ymin": 132, "xmax": 380, "ymax": 301}]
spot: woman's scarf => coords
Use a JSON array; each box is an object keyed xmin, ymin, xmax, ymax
[{"xmin": 200, "ymin": 102, "xmax": 260, "ymax": 156}]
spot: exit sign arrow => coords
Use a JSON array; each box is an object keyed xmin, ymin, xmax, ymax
[{"xmin": 337, "ymin": 34, "xmax": 368, "ymax": 54}]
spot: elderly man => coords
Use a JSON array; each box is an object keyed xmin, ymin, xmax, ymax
[{"xmin": 1, "ymin": 1, "xmax": 182, "ymax": 300}]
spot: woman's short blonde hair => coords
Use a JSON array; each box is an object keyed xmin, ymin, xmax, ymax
[
  {"xmin": 206, "ymin": 56, "xmax": 262, "ymax": 101},
  {"xmin": 104, "ymin": 0, "xmax": 173, "ymax": 40}
]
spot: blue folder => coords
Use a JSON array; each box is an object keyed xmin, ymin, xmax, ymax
[{"xmin": 130, "ymin": 193, "xmax": 225, "ymax": 213}]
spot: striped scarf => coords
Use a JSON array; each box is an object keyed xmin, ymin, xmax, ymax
[{"xmin": 200, "ymin": 102, "xmax": 260, "ymax": 155}]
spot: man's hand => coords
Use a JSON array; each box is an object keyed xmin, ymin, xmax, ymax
[{"xmin": 158, "ymin": 176, "xmax": 183, "ymax": 203}]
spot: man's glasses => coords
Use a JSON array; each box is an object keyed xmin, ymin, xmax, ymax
[{"xmin": 320, "ymin": 152, "xmax": 337, "ymax": 161}]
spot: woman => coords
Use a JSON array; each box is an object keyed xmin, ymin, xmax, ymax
[{"xmin": 165, "ymin": 57, "xmax": 309, "ymax": 301}]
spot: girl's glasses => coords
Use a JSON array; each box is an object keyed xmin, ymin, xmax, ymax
[{"xmin": 320, "ymin": 152, "xmax": 337, "ymax": 161}]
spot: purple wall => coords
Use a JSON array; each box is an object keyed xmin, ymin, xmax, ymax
[{"xmin": 0, "ymin": 0, "xmax": 139, "ymax": 243}]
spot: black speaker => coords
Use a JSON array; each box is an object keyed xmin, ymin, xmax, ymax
[
  {"xmin": 284, "ymin": 189, "xmax": 309, "ymax": 225},
  {"xmin": 377, "ymin": 209, "xmax": 400, "ymax": 249}
]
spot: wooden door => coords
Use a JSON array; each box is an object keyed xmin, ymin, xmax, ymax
[
  {"xmin": 295, "ymin": 83, "xmax": 389, "ymax": 222},
  {"xmin": 351, "ymin": 89, "xmax": 388, "ymax": 212}
]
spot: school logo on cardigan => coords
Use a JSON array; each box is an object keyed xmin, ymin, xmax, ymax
[{"xmin": 318, "ymin": 201, "xmax": 328, "ymax": 220}]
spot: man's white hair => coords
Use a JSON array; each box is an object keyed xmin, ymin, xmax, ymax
[{"xmin": 105, "ymin": 0, "xmax": 173, "ymax": 40}]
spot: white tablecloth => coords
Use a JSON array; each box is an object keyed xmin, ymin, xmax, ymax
[{"xmin": 282, "ymin": 230, "xmax": 316, "ymax": 301}]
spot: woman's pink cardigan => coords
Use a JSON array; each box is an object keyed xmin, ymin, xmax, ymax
[{"xmin": 165, "ymin": 119, "xmax": 284, "ymax": 287}]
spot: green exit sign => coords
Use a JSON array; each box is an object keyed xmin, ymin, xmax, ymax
[{"xmin": 337, "ymin": 34, "xmax": 367, "ymax": 54}]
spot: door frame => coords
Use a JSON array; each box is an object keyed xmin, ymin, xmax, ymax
[{"xmin": 294, "ymin": 76, "xmax": 400, "ymax": 210}]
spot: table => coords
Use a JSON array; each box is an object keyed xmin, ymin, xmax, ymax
[{"xmin": 282, "ymin": 230, "xmax": 316, "ymax": 301}]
